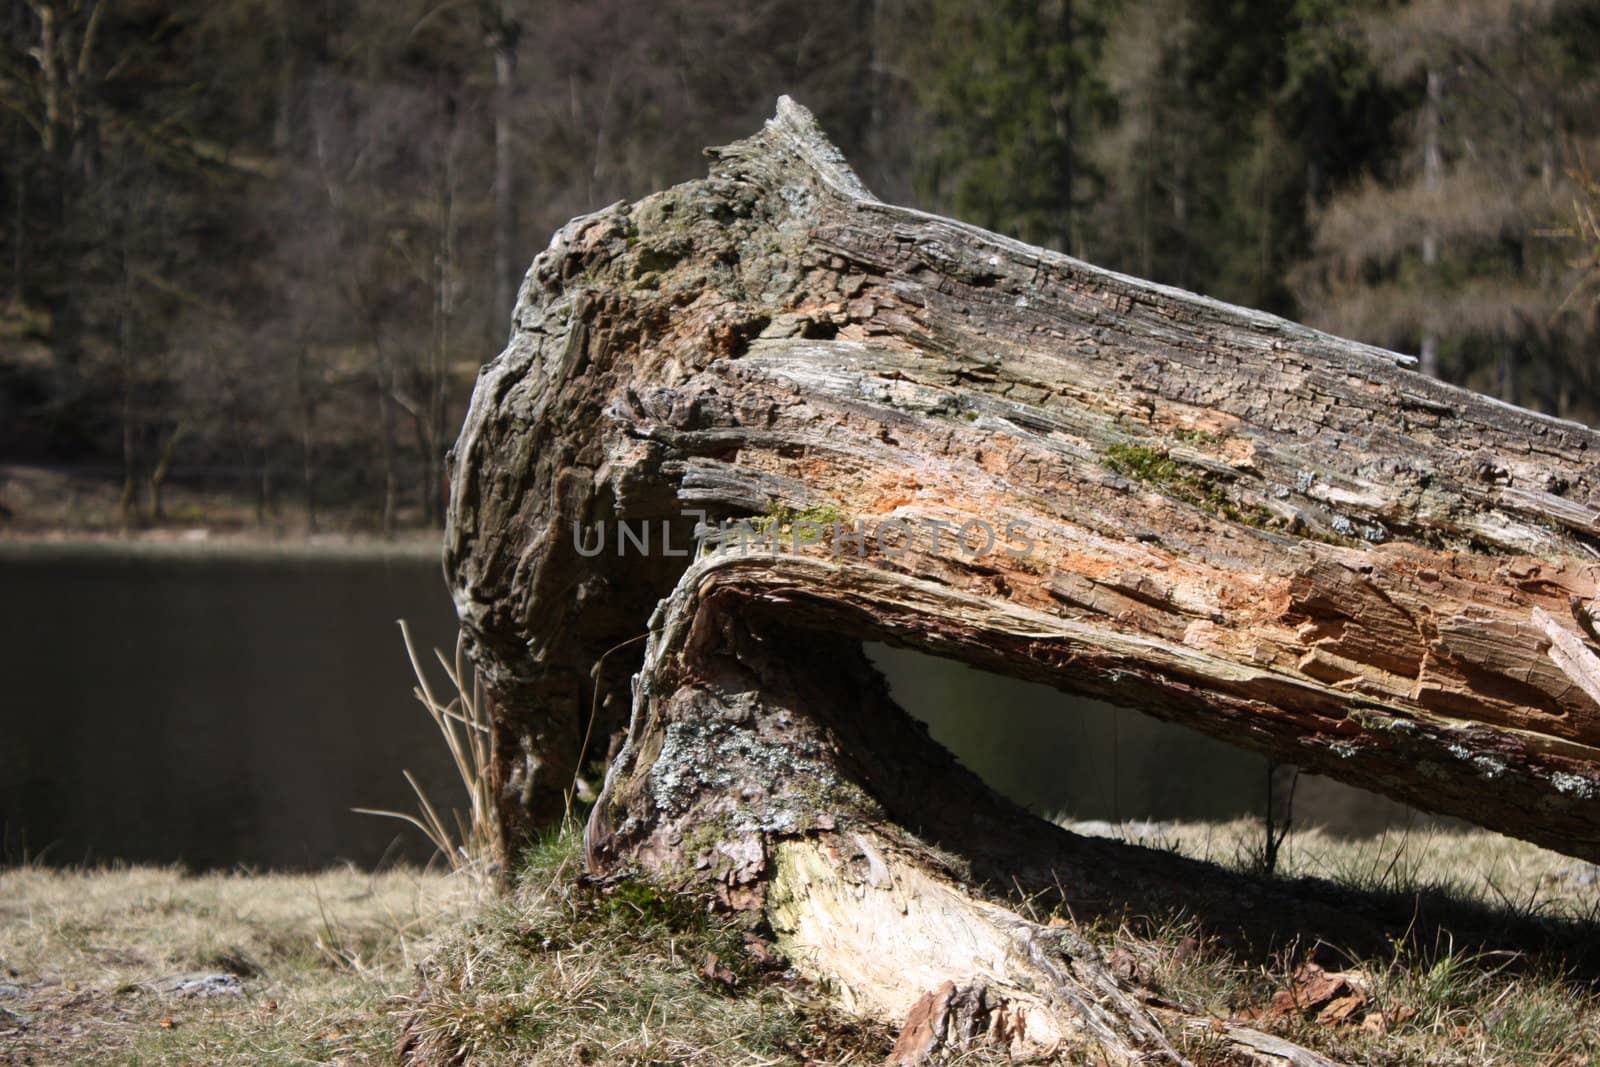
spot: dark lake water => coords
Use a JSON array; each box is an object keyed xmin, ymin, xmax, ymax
[
  {"xmin": 1, "ymin": 543, "xmax": 463, "ymax": 870},
  {"xmin": 872, "ymin": 645, "xmax": 1421, "ymax": 833},
  {"xmin": 0, "ymin": 544, "xmax": 1420, "ymax": 870}
]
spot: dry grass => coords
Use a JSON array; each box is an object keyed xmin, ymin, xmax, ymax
[
  {"xmin": 1560, "ymin": 141, "xmax": 1600, "ymax": 328},
  {"xmin": 398, "ymin": 820, "xmax": 1600, "ymax": 1066},
  {"xmin": 1087, "ymin": 906, "xmax": 1600, "ymax": 1066},
  {"xmin": 397, "ymin": 828, "xmax": 892, "ymax": 1067},
  {"xmin": 6, "ymin": 823, "xmax": 1598, "ymax": 1065},
  {"xmin": 355, "ymin": 622, "xmax": 499, "ymax": 887},
  {"xmin": 0, "ymin": 864, "xmax": 469, "ymax": 1065},
  {"xmin": 1062, "ymin": 818, "xmax": 1600, "ymax": 1065},
  {"xmin": 1063, "ymin": 817, "xmax": 1600, "ymax": 922}
]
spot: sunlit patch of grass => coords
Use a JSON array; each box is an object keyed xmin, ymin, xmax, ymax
[
  {"xmin": 1071, "ymin": 908, "xmax": 1600, "ymax": 1065},
  {"xmin": 397, "ymin": 826, "xmax": 892, "ymax": 1066},
  {"xmin": 1063, "ymin": 818, "xmax": 1600, "ymax": 1065},
  {"xmin": 0, "ymin": 864, "xmax": 467, "ymax": 1065},
  {"xmin": 1064, "ymin": 817, "xmax": 1600, "ymax": 921}
]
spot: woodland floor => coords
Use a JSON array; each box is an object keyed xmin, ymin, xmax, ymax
[{"xmin": 3, "ymin": 823, "xmax": 1598, "ymax": 1066}]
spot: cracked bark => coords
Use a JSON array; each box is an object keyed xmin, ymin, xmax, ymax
[{"xmin": 443, "ymin": 99, "xmax": 1600, "ymax": 1061}]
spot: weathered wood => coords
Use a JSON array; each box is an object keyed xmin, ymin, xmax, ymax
[
  {"xmin": 443, "ymin": 97, "xmax": 1600, "ymax": 1059},
  {"xmin": 577, "ymin": 554, "xmax": 1362, "ymax": 1063},
  {"xmin": 447, "ymin": 96, "xmax": 1600, "ymax": 860}
]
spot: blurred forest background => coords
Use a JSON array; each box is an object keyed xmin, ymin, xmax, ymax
[{"xmin": 3, "ymin": 0, "xmax": 1600, "ymax": 535}]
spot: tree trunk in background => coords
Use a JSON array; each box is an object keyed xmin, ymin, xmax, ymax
[
  {"xmin": 7, "ymin": 0, "xmax": 23, "ymax": 304},
  {"xmin": 366, "ymin": 312, "xmax": 398, "ymax": 538},
  {"xmin": 8, "ymin": 121, "xmax": 20, "ymax": 303},
  {"xmin": 1053, "ymin": 0, "xmax": 1075, "ymax": 254},
  {"xmin": 295, "ymin": 346, "xmax": 318, "ymax": 533},
  {"xmin": 444, "ymin": 99, "xmax": 1600, "ymax": 1062},
  {"xmin": 146, "ymin": 423, "xmax": 183, "ymax": 523},
  {"xmin": 486, "ymin": 2, "xmax": 519, "ymax": 332},
  {"xmin": 272, "ymin": 0, "xmax": 294, "ymax": 153},
  {"xmin": 1419, "ymin": 65, "xmax": 1442, "ymax": 378},
  {"xmin": 115, "ymin": 234, "xmax": 137, "ymax": 528},
  {"xmin": 425, "ymin": 109, "xmax": 458, "ymax": 527},
  {"xmin": 254, "ymin": 452, "xmax": 274, "ymax": 525},
  {"xmin": 117, "ymin": 363, "xmax": 136, "ymax": 525}
]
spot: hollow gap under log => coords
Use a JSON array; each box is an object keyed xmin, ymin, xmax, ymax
[{"xmin": 868, "ymin": 642, "xmax": 1431, "ymax": 835}]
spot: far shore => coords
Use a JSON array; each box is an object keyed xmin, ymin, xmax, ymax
[
  {"xmin": 0, "ymin": 463, "xmax": 446, "ymax": 561},
  {"xmin": 0, "ymin": 527, "xmax": 445, "ymax": 563}
]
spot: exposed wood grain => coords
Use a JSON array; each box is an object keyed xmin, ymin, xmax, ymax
[
  {"xmin": 443, "ymin": 96, "xmax": 1600, "ymax": 1059},
  {"xmin": 582, "ymin": 550, "xmax": 1353, "ymax": 1064},
  {"xmin": 446, "ymin": 96, "xmax": 1600, "ymax": 860}
]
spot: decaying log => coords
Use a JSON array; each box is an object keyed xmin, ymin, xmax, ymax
[
  {"xmin": 443, "ymin": 98, "xmax": 1600, "ymax": 1059},
  {"xmin": 582, "ymin": 554, "xmax": 1355, "ymax": 1063}
]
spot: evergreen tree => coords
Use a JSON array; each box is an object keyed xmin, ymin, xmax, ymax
[
  {"xmin": 905, "ymin": 0, "xmax": 1112, "ymax": 254},
  {"xmin": 1291, "ymin": 0, "xmax": 1600, "ymax": 413},
  {"xmin": 1084, "ymin": 0, "xmax": 1398, "ymax": 313}
]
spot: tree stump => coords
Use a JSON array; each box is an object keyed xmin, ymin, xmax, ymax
[{"xmin": 443, "ymin": 98, "xmax": 1600, "ymax": 1062}]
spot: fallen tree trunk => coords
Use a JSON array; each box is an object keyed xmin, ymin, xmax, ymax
[{"xmin": 442, "ymin": 98, "xmax": 1600, "ymax": 1060}]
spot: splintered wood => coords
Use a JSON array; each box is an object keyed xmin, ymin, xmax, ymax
[
  {"xmin": 448, "ymin": 98, "xmax": 1600, "ymax": 860},
  {"xmin": 444, "ymin": 97, "xmax": 1600, "ymax": 1065}
]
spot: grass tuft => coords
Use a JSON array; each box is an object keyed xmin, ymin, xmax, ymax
[
  {"xmin": 354, "ymin": 621, "xmax": 500, "ymax": 888},
  {"xmin": 398, "ymin": 826, "xmax": 893, "ymax": 1066}
]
